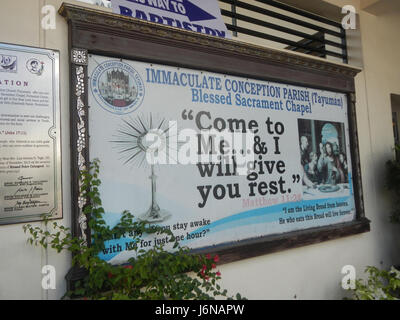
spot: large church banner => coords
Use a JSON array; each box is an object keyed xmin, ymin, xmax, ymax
[{"xmin": 88, "ymin": 54, "xmax": 355, "ymax": 264}]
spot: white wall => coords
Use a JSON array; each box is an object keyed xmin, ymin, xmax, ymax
[{"xmin": 0, "ymin": 0, "xmax": 399, "ymax": 299}]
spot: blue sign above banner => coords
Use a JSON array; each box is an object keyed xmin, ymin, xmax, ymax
[
  {"xmin": 112, "ymin": 0, "xmax": 231, "ymax": 38},
  {"xmin": 125, "ymin": 0, "xmax": 216, "ymax": 21}
]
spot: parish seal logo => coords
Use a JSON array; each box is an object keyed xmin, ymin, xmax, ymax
[
  {"xmin": 91, "ymin": 60, "xmax": 145, "ymax": 115},
  {"xmin": 26, "ymin": 58, "xmax": 44, "ymax": 76},
  {"xmin": 0, "ymin": 54, "xmax": 17, "ymax": 73}
]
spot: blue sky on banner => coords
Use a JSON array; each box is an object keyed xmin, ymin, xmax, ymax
[{"xmin": 112, "ymin": 0, "xmax": 231, "ymax": 38}]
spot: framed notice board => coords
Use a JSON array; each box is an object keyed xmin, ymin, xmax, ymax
[
  {"xmin": 0, "ymin": 43, "xmax": 62, "ymax": 225},
  {"xmin": 60, "ymin": 3, "xmax": 369, "ymax": 265}
]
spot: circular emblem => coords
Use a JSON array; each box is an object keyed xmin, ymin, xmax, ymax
[
  {"xmin": 26, "ymin": 58, "xmax": 44, "ymax": 76},
  {"xmin": 90, "ymin": 60, "xmax": 145, "ymax": 115}
]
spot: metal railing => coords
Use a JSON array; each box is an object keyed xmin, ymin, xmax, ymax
[{"xmin": 219, "ymin": 0, "xmax": 348, "ymax": 63}]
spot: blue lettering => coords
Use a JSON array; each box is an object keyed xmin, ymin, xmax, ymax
[
  {"xmin": 161, "ymin": 71, "xmax": 172, "ymax": 85},
  {"xmin": 180, "ymin": 73, "xmax": 188, "ymax": 86},
  {"xmin": 163, "ymin": 16, "xmax": 175, "ymax": 26},
  {"xmin": 202, "ymin": 77, "xmax": 209, "ymax": 89},
  {"xmin": 182, "ymin": 21, "xmax": 193, "ymax": 31},
  {"xmin": 204, "ymin": 27, "xmax": 216, "ymax": 36},
  {"xmin": 135, "ymin": 9, "xmax": 148, "ymax": 20},
  {"xmin": 192, "ymin": 24, "xmax": 203, "ymax": 33},
  {"xmin": 119, "ymin": 6, "xmax": 133, "ymax": 17},
  {"xmin": 172, "ymin": 72, "xmax": 179, "ymax": 86},
  {"xmin": 149, "ymin": 13, "xmax": 163, "ymax": 24},
  {"xmin": 192, "ymin": 88, "xmax": 199, "ymax": 102},
  {"xmin": 215, "ymin": 30, "xmax": 226, "ymax": 38},
  {"xmin": 215, "ymin": 78, "xmax": 222, "ymax": 90}
]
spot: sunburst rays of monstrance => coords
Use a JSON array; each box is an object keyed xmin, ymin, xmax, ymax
[{"xmin": 111, "ymin": 114, "xmax": 176, "ymax": 223}]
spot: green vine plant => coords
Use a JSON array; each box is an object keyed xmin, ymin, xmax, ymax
[
  {"xmin": 347, "ymin": 266, "xmax": 400, "ymax": 300},
  {"xmin": 23, "ymin": 159, "xmax": 245, "ymax": 300}
]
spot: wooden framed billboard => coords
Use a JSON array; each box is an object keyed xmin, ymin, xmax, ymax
[{"xmin": 60, "ymin": 3, "xmax": 369, "ymax": 265}]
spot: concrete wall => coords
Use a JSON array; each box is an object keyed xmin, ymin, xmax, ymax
[{"xmin": 0, "ymin": 0, "xmax": 399, "ymax": 299}]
